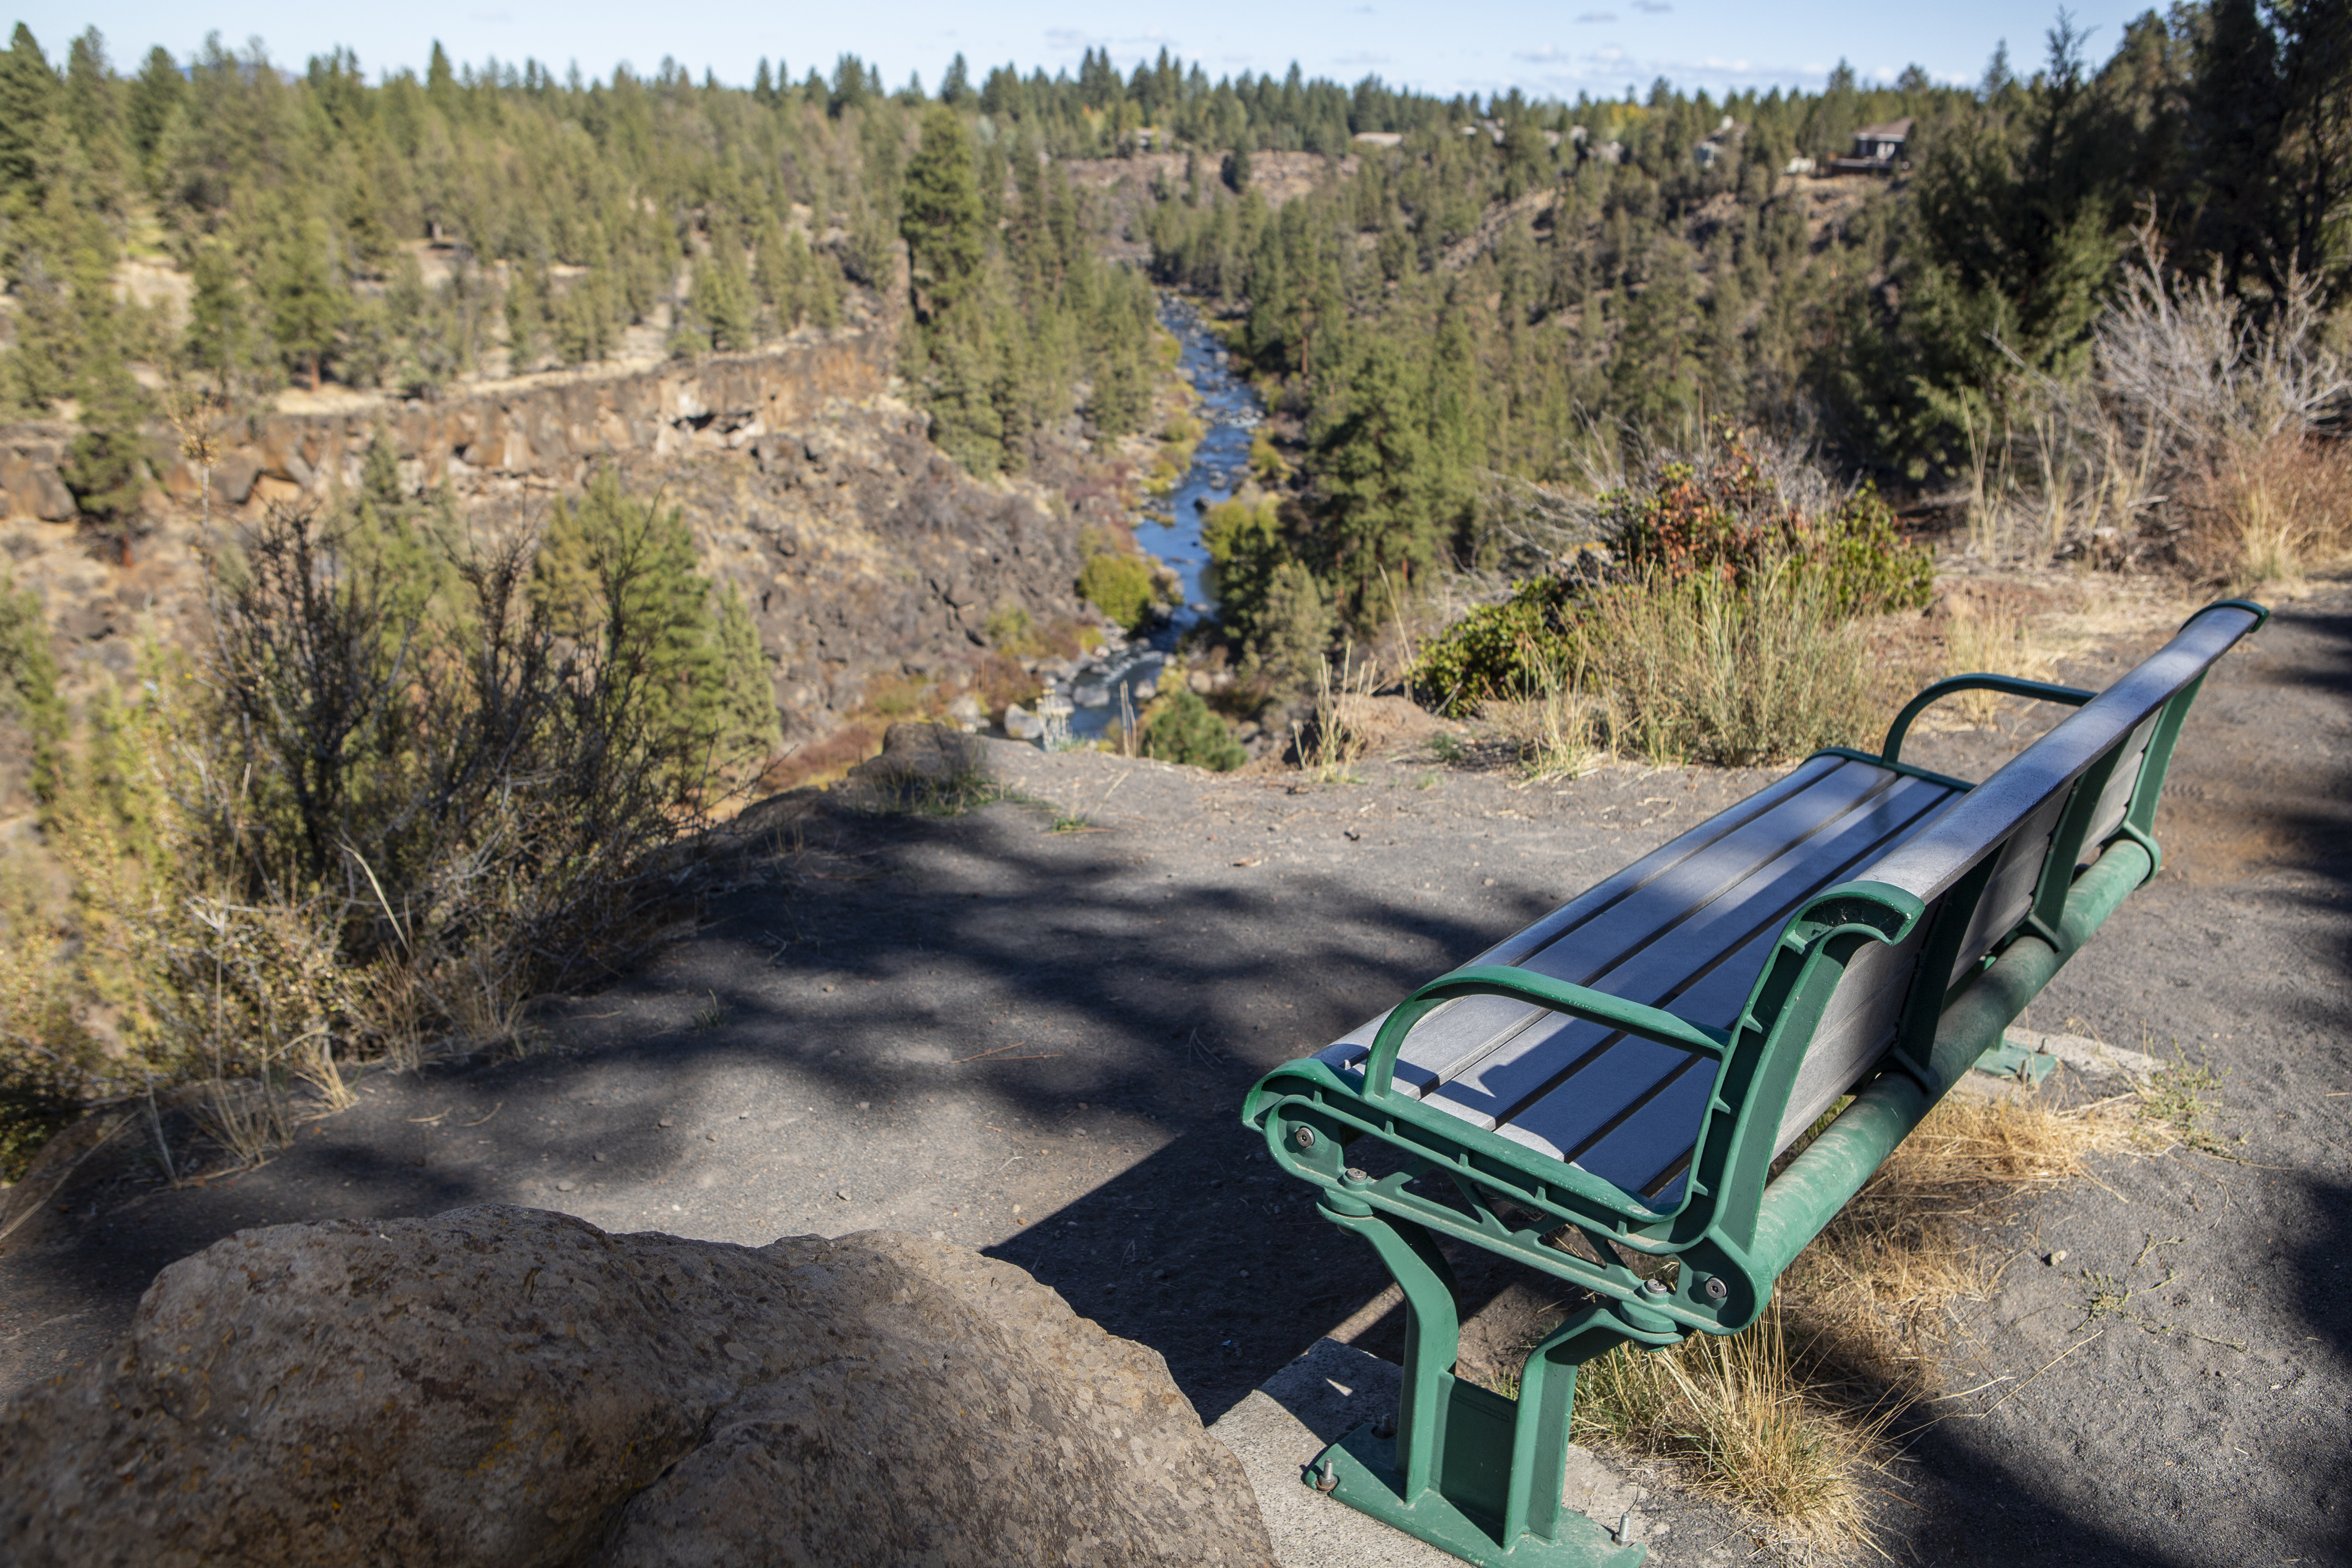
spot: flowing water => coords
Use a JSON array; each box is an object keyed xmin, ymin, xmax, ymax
[{"xmin": 1049, "ymin": 295, "xmax": 1266, "ymax": 743}]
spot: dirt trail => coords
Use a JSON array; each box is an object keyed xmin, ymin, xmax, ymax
[{"xmin": 3, "ymin": 586, "xmax": 2347, "ymax": 1566}]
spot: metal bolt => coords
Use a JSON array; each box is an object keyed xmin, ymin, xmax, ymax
[
  {"xmin": 1642, "ymin": 1277, "xmax": 1669, "ymax": 1296},
  {"xmin": 1343, "ymin": 1167, "xmax": 1371, "ymax": 1183},
  {"xmin": 1703, "ymin": 1276, "xmax": 1729, "ymax": 1301},
  {"xmin": 1293, "ymin": 1125, "xmax": 1317, "ymax": 1150},
  {"xmin": 1372, "ymin": 1411, "xmax": 1397, "ymax": 1439},
  {"xmin": 1313, "ymin": 1462, "xmax": 1340, "ymax": 1494}
]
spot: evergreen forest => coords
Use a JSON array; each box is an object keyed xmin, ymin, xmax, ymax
[{"xmin": 2, "ymin": 11, "xmax": 2342, "ymax": 631}]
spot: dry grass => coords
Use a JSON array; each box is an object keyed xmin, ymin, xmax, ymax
[
  {"xmin": 1293, "ymin": 655, "xmax": 1376, "ymax": 783},
  {"xmin": 1938, "ymin": 599, "xmax": 2062, "ymax": 726},
  {"xmin": 1960, "ymin": 232, "xmax": 2347, "ymax": 568},
  {"xmin": 2180, "ymin": 432, "xmax": 2352, "ymax": 589},
  {"xmin": 1575, "ymin": 1303, "xmax": 1895, "ymax": 1553},
  {"xmin": 1550, "ymin": 1088, "xmax": 2146, "ymax": 1555},
  {"xmin": 1476, "ymin": 656, "xmax": 1605, "ymax": 783},
  {"xmin": 1581, "ymin": 565, "xmax": 1882, "ymax": 766}
]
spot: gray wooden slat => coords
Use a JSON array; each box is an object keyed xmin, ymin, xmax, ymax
[
  {"xmin": 1946, "ymin": 789, "xmax": 2069, "ymax": 975},
  {"xmin": 1312, "ymin": 757, "xmax": 1905, "ymax": 1087},
  {"xmin": 1427, "ymin": 772, "xmax": 1958, "ymax": 1129},
  {"xmin": 1498, "ymin": 760, "xmax": 1902, "ymax": 980},
  {"xmin": 1488, "ymin": 923, "xmax": 1769, "ymax": 1158},
  {"xmin": 1574, "ymin": 1059, "xmax": 1721, "ymax": 1201},
  {"xmin": 2080, "ymin": 712, "xmax": 2161, "ymax": 851},
  {"xmin": 1461, "ymin": 754, "xmax": 1853, "ymax": 971},
  {"xmin": 1769, "ymin": 915, "xmax": 1929, "ymax": 1150}
]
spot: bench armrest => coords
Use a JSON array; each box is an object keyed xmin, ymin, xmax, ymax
[
  {"xmin": 1362, "ymin": 963, "xmax": 1731, "ymax": 1101},
  {"xmin": 1880, "ymin": 675, "xmax": 2094, "ymax": 766}
]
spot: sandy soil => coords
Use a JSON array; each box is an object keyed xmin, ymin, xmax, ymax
[{"xmin": 3, "ymin": 582, "xmax": 2345, "ymax": 1566}]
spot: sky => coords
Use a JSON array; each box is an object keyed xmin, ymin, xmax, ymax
[{"xmin": 10, "ymin": 0, "xmax": 2164, "ymax": 100}]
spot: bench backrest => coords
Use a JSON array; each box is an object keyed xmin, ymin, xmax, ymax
[{"xmin": 1690, "ymin": 600, "xmax": 2263, "ymax": 1255}]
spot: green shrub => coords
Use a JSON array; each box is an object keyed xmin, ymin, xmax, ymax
[
  {"xmin": 1811, "ymin": 485, "xmax": 1935, "ymax": 615},
  {"xmin": 1410, "ymin": 573, "xmax": 1584, "ymax": 717},
  {"xmin": 1600, "ymin": 430, "xmax": 1931, "ymax": 615},
  {"xmin": 1414, "ymin": 430, "xmax": 1931, "ymax": 719},
  {"xmin": 1078, "ymin": 551, "xmax": 1159, "ymax": 632},
  {"xmin": 1138, "ymin": 687, "xmax": 1245, "ymax": 771}
]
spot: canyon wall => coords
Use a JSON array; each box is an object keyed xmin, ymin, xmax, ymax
[{"xmin": 0, "ymin": 324, "xmax": 1107, "ymax": 743}]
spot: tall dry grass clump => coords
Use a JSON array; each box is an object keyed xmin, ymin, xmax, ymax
[
  {"xmin": 1581, "ymin": 565, "xmax": 1882, "ymax": 766},
  {"xmin": 1416, "ymin": 427, "xmax": 1929, "ymax": 769},
  {"xmin": 2180, "ymin": 430, "xmax": 2352, "ymax": 586},
  {"xmin": 1939, "ymin": 597, "xmax": 2062, "ymax": 726},
  {"xmin": 1558, "ymin": 1087, "xmax": 2143, "ymax": 1551},
  {"xmin": 1293, "ymin": 654, "xmax": 1376, "ymax": 783}
]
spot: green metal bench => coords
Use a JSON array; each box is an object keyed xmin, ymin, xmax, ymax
[{"xmin": 1241, "ymin": 599, "xmax": 2266, "ymax": 1567}]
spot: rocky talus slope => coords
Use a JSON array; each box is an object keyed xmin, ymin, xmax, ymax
[{"xmin": 0, "ymin": 323, "xmax": 1111, "ymax": 743}]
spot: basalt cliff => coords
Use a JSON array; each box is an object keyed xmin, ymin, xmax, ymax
[{"xmin": 0, "ymin": 320, "xmax": 1115, "ymax": 746}]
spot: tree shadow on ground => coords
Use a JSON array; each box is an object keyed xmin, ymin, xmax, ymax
[{"xmin": 7, "ymin": 594, "xmax": 2352, "ymax": 1564}]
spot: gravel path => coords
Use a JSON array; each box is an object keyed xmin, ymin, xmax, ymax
[{"xmin": 3, "ymin": 586, "xmax": 2345, "ymax": 1566}]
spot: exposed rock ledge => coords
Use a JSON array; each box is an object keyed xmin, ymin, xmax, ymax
[{"xmin": 0, "ymin": 1206, "xmax": 1275, "ymax": 1568}]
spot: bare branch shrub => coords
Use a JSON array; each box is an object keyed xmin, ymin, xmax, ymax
[
  {"xmin": 52, "ymin": 503, "xmax": 711, "ymax": 1167},
  {"xmin": 1972, "ymin": 227, "xmax": 2350, "ymax": 572}
]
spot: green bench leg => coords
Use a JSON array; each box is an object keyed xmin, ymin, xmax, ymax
[{"xmin": 1310, "ymin": 1193, "xmax": 1656, "ymax": 1567}]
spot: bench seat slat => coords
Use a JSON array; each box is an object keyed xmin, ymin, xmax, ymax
[
  {"xmin": 1311, "ymin": 758, "xmax": 1938, "ymax": 1089},
  {"xmin": 1422, "ymin": 769, "xmax": 1957, "ymax": 1127},
  {"xmin": 1466, "ymin": 754, "xmax": 1853, "ymax": 971}
]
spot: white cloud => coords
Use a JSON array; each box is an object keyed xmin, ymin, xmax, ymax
[
  {"xmin": 1633, "ymin": 1, "xmax": 1672, "ymax": 11},
  {"xmin": 1512, "ymin": 43, "xmax": 1570, "ymax": 62},
  {"xmin": 1577, "ymin": 11, "xmax": 1619, "ymax": 22},
  {"xmin": 1590, "ymin": 44, "xmax": 1628, "ymax": 63},
  {"xmin": 1333, "ymin": 50, "xmax": 1392, "ymax": 65}
]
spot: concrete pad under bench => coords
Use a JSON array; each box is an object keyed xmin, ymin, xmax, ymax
[{"xmin": 1210, "ymin": 1339, "xmax": 1654, "ymax": 1567}]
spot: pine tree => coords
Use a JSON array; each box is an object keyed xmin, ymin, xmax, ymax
[
  {"xmin": 686, "ymin": 224, "xmax": 757, "ymax": 352},
  {"xmin": 61, "ymin": 29, "xmax": 125, "ymax": 212},
  {"xmin": 0, "ymin": 567, "xmax": 68, "ymax": 817},
  {"xmin": 713, "ymin": 580, "xmax": 782, "ymax": 765},
  {"xmin": 2191, "ymin": 0, "xmax": 2285, "ymax": 294},
  {"xmin": 0, "ymin": 24, "xmax": 57, "ymax": 207},
  {"xmin": 124, "ymin": 44, "xmax": 181, "ymax": 175},
  {"xmin": 1247, "ymin": 560, "xmax": 1334, "ymax": 694},
  {"xmin": 64, "ymin": 337, "xmax": 154, "ymax": 555},
  {"xmin": 1308, "ymin": 340, "xmax": 1442, "ymax": 609},
  {"xmin": 506, "ymin": 257, "xmax": 548, "ymax": 370},
  {"xmin": 531, "ymin": 471, "xmax": 742, "ymax": 787},
  {"xmin": 900, "ymin": 105, "xmax": 986, "ymax": 323},
  {"xmin": 265, "ymin": 217, "xmax": 347, "ymax": 390}
]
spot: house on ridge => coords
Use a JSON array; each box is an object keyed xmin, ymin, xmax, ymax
[{"xmin": 1829, "ymin": 117, "xmax": 1911, "ymax": 174}]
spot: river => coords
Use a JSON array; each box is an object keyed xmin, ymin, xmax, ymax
[{"xmin": 1049, "ymin": 294, "xmax": 1266, "ymax": 744}]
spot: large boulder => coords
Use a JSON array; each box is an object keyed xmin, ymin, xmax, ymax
[
  {"xmin": 0, "ymin": 1207, "xmax": 1274, "ymax": 1568},
  {"xmin": 833, "ymin": 721, "xmax": 989, "ymax": 809}
]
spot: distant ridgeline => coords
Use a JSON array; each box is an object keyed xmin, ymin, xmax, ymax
[
  {"xmin": 0, "ymin": 15, "xmax": 2343, "ymax": 585},
  {"xmin": 1145, "ymin": 13, "xmax": 2351, "ymax": 633}
]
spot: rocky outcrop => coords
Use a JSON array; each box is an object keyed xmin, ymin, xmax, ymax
[
  {"xmin": 0, "ymin": 1205, "xmax": 1274, "ymax": 1568},
  {"xmin": 2, "ymin": 330, "xmax": 895, "ymax": 526},
  {"xmin": 822, "ymin": 720, "xmax": 992, "ymax": 811},
  {"xmin": 0, "ymin": 323, "xmax": 1105, "ymax": 739},
  {"xmin": 666, "ymin": 408, "xmax": 1089, "ymax": 734}
]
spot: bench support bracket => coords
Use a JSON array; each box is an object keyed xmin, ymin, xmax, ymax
[{"xmin": 1308, "ymin": 1196, "xmax": 1668, "ymax": 1566}]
